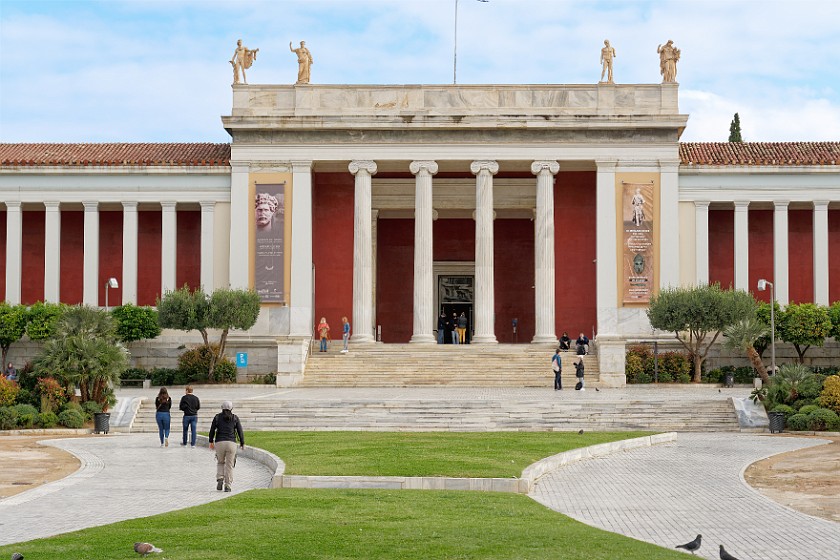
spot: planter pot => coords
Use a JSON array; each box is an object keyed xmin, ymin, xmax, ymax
[
  {"xmin": 142, "ymin": 379, "xmax": 151, "ymax": 390},
  {"xmin": 93, "ymin": 412, "xmax": 110, "ymax": 434},
  {"xmin": 768, "ymin": 411, "xmax": 786, "ymax": 434}
]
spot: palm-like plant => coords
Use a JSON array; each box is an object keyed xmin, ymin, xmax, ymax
[
  {"xmin": 33, "ymin": 306, "xmax": 129, "ymax": 410},
  {"xmin": 767, "ymin": 363, "xmax": 821, "ymax": 407},
  {"xmin": 723, "ymin": 317, "xmax": 769, "ymax": 384}
]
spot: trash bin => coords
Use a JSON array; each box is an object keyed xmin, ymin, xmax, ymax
[
  {"xmin": 723, "ymin": 371, "xmax": 735, "ymax": 388},
  {"xmin": 768, "ymin": 411, "xmax": 786, "ymax": 434},
  {"xmin": 94, "ymin": 412, "xmax": 110, "ymax": 434}
]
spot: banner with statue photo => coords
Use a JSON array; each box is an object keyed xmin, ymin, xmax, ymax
[
  {"xmin": 253, "ymin": 181, "xmax": 287, "ymax": 303},
  {"xmin": 621, "ymin": 181, "xmax": 655, "ymax": 303}
]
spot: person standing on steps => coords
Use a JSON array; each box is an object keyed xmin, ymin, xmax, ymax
[
  {"xmin": 317, "ymin": 317, "xmax": 330, "ymax": 352},
  {"xmin": 552, "ymin": 348, "xmax": 563, "ymax": 391},
  {"xmin": 575, "ymin": 357, "xmax": 585, "ymax": 391},
  {"xmin": 457, "ymin": 312, "xmax": 468, "ymax": 344},
  {"xmin": 341, "ymin": 316, "xmax": 351, "ymax": 353},
  {"xmin": 437, "ymin": 312, "xmax": 446, "ymax": 344},
  {"xmin": 451, "ymin": 313, "xmax": 460, "ymax": 344},
  {"xmin": 154, "ymin": 387, "xmax": 172, "ymax": 447},
  {"xmin": 209, "ymin": 400, "xmax": 245, "ymax": 493},
  {"xmin": 179, "ymin": 385, "xmax": 201, "ymax": 448}
]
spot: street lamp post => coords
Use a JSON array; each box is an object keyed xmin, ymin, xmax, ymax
[
  {"xmin": 757, "ymin": 279, "xmax": 775, "ymax": 379},
  {"xmin": 104, "ymin": 277, "xmax": 119, "ymax": 310}
]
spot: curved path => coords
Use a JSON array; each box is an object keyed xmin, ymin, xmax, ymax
[
  {"xmin": 0, "ymin": 434, "xmax": 274, "ymax": 546},
  {"xmin": 530, "ymin": 433, "xmax": 840, "ymax": 560}
]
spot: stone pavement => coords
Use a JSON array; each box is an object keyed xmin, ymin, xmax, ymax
[
  {"xmin": 530, "ymin": 432, "xmax": 840, "ymax": 560},
  {"xmin": 0, "ymin": 433, "xmax": 274, "ymax": 546}
]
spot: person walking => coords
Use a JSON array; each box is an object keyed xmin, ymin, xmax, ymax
[
  {"xmin": 154, "ymin": 387, "xmax": 172, "ymax": 447},
  {"xmin": 209, "ymin": 400, "xmax": 245, "ymax": 493},
  {"xmin": 341, "ymin": 316, "xmax": 351, "ymax": 353},
  {"xmin": 551, "ymin": 348, "xmax": 563, "ymax": 391},
  {"xmin": 179, "ymin": 385, "xmax": 201, "ymax": 448}
]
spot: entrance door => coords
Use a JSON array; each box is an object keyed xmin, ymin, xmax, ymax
[
  {"xmin": 438, "ymin": 274, "xmax": 474, "ymax": 344},
  {"xmin": 442, "ymin": 302, "xmax": 472, "ymax": 344}
]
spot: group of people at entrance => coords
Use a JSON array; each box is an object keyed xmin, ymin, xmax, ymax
[
  {"xmin": 316, "ymin": 316, "xmax": 351, "ymax": 353},
  {"xmin": 437, "ymin": 312, "xmax": 468, "ymax": 344}
]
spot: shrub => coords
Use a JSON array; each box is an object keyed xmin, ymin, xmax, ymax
[
  {"xmin": 0, "ymin": 406, "xmax": 18, "ymax": 430},
  {"xmin": 786, "ymin": 413, "xmax": 809, "ymax": 431},
  {"xmin": 14, "ymin": 387, "xmax": 38, "ymax": 408},
  {"xmin": 110, "ymin": 303, "xmax": 161, "ymax": 343},
  {"xmin": 37, "ymin": 411, "xmax": 58, "ymax": 428},
  {"xmin": 150, "ymin": 368, "xmax": 178, "ymax": 387},
  {"xmin": 58, "ymin": 408, "xmax": 85, "ymax": 429},
  {"xmin": 262, "ymin": 372, "xmax": 276, "ymax": 385},
  {"xmin": 14, "ymin": 362, "xmax": 38, "ymax": 392},
  {"xmin": 817, "ymin": 375, "xmax": 840, "ymax": 414},
  {"xmin": 121, "ymin": 367, "xmax": 150, "ymax": 381},
  {"xmin": 214, "ymin": 359, "xmax": 237, "ymax": 383},
  {"xmin": 792, "ymin": 398, "xmax": 815, "ymax": 411},
  {"xmin": 13, "ymin": 403, "xmax": 39, "ymax": 428},
  {"xmin": 81, "ymin": 400, "xmax": 103, "ymax": 419},
  {"xmin": 704, "ymin": 368, "xmax": 724, "ymax": 384},
  {"xmin": 0, "ymin": 377, "xmax": 20, "ymax": 406},
  {"xmin": 177, "ymin": 344, "xmax": 220, "ymax": 383},
  {"xmin": 798, "ymin": 404, "xmax": 820, "ymax": 416},
  {"xmin": 625, "ymin": 352, "xmax": 644, "ymax": 383},
  {"xmin": 806, "ymin": 407, "xmax": 840, "ymax": 431},
  {"xmin": 35, "ymin": 377, "xmax": 68, "ymax": 413},
  {"xmin": 770, "ymin": 404, "xmax": 796, "ymax": 417}
]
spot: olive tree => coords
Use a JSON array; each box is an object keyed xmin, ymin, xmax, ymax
[
  {"xmin": 0, "ymin": 302, "xmax": 29, "ymax": 367},
  {"xmin": 157, "ymin": 286, "xmax": 261, "ymax": 380},
  {"xmin": 778, "ymin": 303, "xmax": 832, "ymax": 363},
  {"xmin": 647, "ymin": 284, "xmax": 757, "ymax": 382}
]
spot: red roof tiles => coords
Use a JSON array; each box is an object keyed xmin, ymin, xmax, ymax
[
  {"xmin": 0, "ymin": 143, "xmax": 230, "ymax": 167},
  {"xmin": 680, "ymin": 142, "xmax": 839, "ymax": 166}
]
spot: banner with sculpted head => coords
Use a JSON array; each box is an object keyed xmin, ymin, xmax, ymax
[
  {"xmin": 253, "ymin": 182, "xmax": 286, "ymax": 303},
  {"xmin": 621, "ymin": 181, "xmax": 655, "ymax": 303}
]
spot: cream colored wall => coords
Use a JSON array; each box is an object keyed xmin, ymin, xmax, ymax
[
  {"xmin": 678, "ymin": 201, "xmax": 695, "ymax": 286},
  {"xmin": 214, "ymin": 202, "xmax": 231, "ymax": 289}
]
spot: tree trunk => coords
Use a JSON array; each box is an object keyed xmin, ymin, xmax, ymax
[
  {"xmin": 747, "ymin": 347, "xmax": 769, "ymax": 384},
  {"xmin": 692, "ymin": 353, "xmax": 704, "ymax": 383},
  {"xmin": 793, "ymin": 344, "xmax": 809, "ymax": 363}
]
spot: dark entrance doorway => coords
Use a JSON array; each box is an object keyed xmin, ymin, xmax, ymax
[
  {"xmin": 438, "ymin": 274, "xmax": 474, "ymax": 344},
  {"xmin": 442, "ymin": 302, "xmax": 472, "ymax": 344}
]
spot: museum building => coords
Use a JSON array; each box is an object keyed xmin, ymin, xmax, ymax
[{"xmin": 1, "ymin": 82, "xmax": 839, "ymax": 385}]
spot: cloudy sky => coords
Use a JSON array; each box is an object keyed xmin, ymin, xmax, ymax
[{"xmin": 1, "ymin": 0, "xmax": 838, "ymax": 143}]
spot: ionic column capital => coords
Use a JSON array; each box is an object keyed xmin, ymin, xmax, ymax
[
  {"xmin": 161, "ymin": 201, "xmax": 178, "ymax": 210},
  {"xmin": 734, "ymin": 200, "xmax": 750, "ymax": 209},
  {"xmin": 813, "ymin": 200, "xmax": 830, "ymax": 210},
  {"xmin": 773, "ymin": 200, "xmax": 790, "ymax": 209},
  {"xmin": 531, "ymin": 160, "xmax": 560, "ymax": 175},
  {"xmin": 349, "ymin": 160, "xmax": 378, "ymax": 176},
  {"xmin": 44, "ymin": 201, "xmax": 61, "ymax": 210},
  {"xmin": 694, "ymin": 200, "xmax": 711, "ymax": 210},
  {"xmin": 409, "ymin": 160, "xmax": 439, "ymax": 175},
  {"xmin": 470, "ymin": 160, "xmax": 499, "ymax": 175},
  {"xmin": 83, "ymin": 201, "xmax": 99, "ymax": 211},
  {"xmin": 122, "ymin": 201, "xmax": 139, "ymax": 210}
]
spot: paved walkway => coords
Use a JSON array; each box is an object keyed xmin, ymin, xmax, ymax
[
  {"xmin": 530, "ymin": 433, "xmax": 840, "ymax": 560},
  {"xmin": 0, "ymin": 434, "xmax": 273, "ymax": 546}
]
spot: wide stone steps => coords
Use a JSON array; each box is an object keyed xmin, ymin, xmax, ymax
[
  {"xmin": 129, "ymin": 398, "xmax": 740, "ymax": 433},
  {"xmin": 300, "ymin": 344, "xmax": 598, "ymax": 388}
]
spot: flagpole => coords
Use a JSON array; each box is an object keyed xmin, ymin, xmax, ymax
[{"xmin": 453, "ymin": 0, "xmax": 459, "ymax": 84}]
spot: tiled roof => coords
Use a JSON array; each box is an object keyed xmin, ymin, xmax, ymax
[
  {"xmin": 0, "ymin": 143, "xmax": 230, "ymax": 167},
  {"xmin": 680, "ymin": 142, "xmax": 840, "ymax": 166}
]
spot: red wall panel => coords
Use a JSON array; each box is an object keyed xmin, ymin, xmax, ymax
[
  {"xmin": 555, "ymin": 171, "xmax": 597, "ymax": 339},
  {"xmin": 493, "ymin": 219, "xmax": 534, "ymax": 343},
  {"xmin": 137, "ymin": 211, "xmax": 162, "ymax": 306},
  {"xmin": 748, "ymin": 210, "xmax": 773, "ymax": 303},
  {"xmin": 21, "ymin": 211, "xmax": 45, "ymax": 305},
  {"xmin": 312, "ymin": 173, "xmax": 354, "ymax": 336},
  {"xmin": 788, "ymin": 210, "xmax": 813, "ymax": 303},
  {"xmin": 176, "ymin": 210, "xmax": 201, "ymax": 291},
  {"xmin": 376, "ymin": 219, "xmax": 415, "ymax": 342},
  {"xmin": 99, "ymin": 211, "xmax": 123, "ymax": 306},
  {"xmin": 60, "ymin": 211, "xmax": 84, "ymax": 304},
  {"xmin": 0, "ymin": 212, "xmax": 6, "ymax": 300},
  {"xmin": 709, "ymin": 209, "xmax": 734, "ymax": 290},
  {"xmin": 829, "ymin": 210, "xmax": 840, "ymax": 304}
]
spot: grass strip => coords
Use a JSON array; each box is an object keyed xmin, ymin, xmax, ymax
[
  {"xmin": 0, "ymin": 489, "xmax": 688, "ymax": 560},
  {"xmin": 246, "ymin": 431, "xmax": 653, "ymax": 478}
]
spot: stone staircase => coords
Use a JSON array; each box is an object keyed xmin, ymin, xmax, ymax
[
  {"xmin": 299, "ymin": 343, "xmax": 598, "ymax": 388},
  {"xmin": 129, "ymin": 394, "xmax": 741, "ymax": 433}
]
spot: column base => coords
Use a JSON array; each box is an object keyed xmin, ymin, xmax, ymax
[
  {"xmin": 471, "ymin": 335, "xmax": 498, "ymax": 344},
  {"xmin": 350, "ymin": 334, "xmax": 375, "ymax": 344},
  {"xmin": 409, "ymin": 334, "xmax": 437, "ymax": 344},
  {"xmin": 531, "ymin": 335, "xmax": 558, "ymax": 345}
]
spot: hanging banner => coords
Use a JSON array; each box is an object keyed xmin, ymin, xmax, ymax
[
  {"xmin": 253, "ymin": 182, "xmax": 286, "ymax": 303},
  {"xmin": 621, "ymin": 181, "xmax": 654, "ymax": 303}
]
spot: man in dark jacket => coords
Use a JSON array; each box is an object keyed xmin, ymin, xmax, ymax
[
  {"xmin": 179, "ymin": 386, "xmax": 201, "ymax": 447},
  {"xmin": 209, "ymin": 400, "xmax": 245, "ymax": 492}
]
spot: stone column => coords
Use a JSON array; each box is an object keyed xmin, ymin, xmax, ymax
[
  {"xmin": 733, "ymin": 201, "xmax": 750, "ymax": 292},
  {"xmin": 371, "ymin": 208, "xmax": 379, "ymax": 339},
  {"xmin": 773, "ymin": 200, "xmax": 790, "ymax": 305},
  {"xmin": 44, "ymin": 202, "xmax": 61, "ymax": 303},
  {"xmin": 694, "ymin": 201, "xmax": 710, "ymax": 285},
  {"xmin": 122, "ymin": 202, "xmax": 139, "ymax": 304},
  {"xmin": 531, "ymin": 160, "xmax": 559, "ymax": 344},
  {"xmin": 409, "ymin": 160, "xmax": 438, "ymax": 343},
  {"xmin": 4, "ymin": 202, "xmax": 22, "ymax": 304},
  {"xmin": 290, "ymin": 161, "xmax": 314, "ymax": 337},
  {"xmin": 200, "ymin": 201, "xmax": 216, "ymax": 292},
  {"xmin": 470, "ymin": 160, "xmax": 499, "ymax": 344},
  {"xmin": 659, "ymin": 161, "xmax": 680, "ymax": 289},
  {"xmin": 228, "ymin": 164, "xmax": 250, "ymax": 290},
  {"xmin": 349, "ymin": 160, "xmax": 377, "ymax": 343},
  {"xmin": 82, "ymin": 201, "xmax": 100, "ymax": 306},
  {"xmin": 813, "ymin": 201, "xmax": 829, "ymax": 305},
  {"xmin": 595, "ymin": 160, "xmax": 618, "ymax": 335},
  {"xmin": 161, "ymin": 201, "xmax": 177, "ymax": 295}
]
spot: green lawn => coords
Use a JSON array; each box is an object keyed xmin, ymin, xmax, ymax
[
  {"xmin": 246, "ymin": 431, "xmax": 653, "ymax": 477},
  {"xmin": 0, "ymin": 489, "xmax": 688, "ymax": 560}
]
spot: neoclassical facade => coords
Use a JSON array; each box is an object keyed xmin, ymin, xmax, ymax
[{"xmin": 1, "ymin": 83, "xmax": 838, "ymax": 384}]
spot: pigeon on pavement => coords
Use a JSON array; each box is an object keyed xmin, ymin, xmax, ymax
[
  {"xmin": 719, "ymin": 545, "xmax": 740, "ymax": 560},
  {"xmin": 675, "ymin": 534, "xmax": 702, "ymax": 554},
  {"xmin": 134, "ymin": 542, "xmax": 163, "ymax": 557}
]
